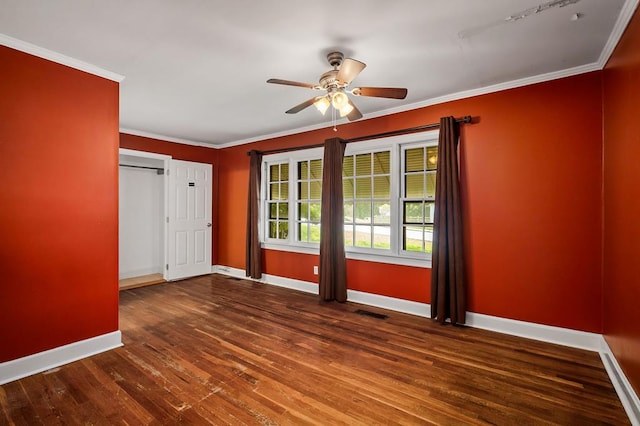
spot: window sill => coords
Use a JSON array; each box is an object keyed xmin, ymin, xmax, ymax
[{"xmin": 261, "ymin": 242, "xmax": 431, "ymax": 269}]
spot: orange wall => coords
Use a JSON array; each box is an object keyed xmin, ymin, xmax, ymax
[
  {"xmin": 119, "ymin": 133, "xmax": 220, "ymax": 264},
  {"xmin": 0, "ymin": 47, "xmax": 120, "ymax": 362},
  {"xmin": 218, "ymin": 72, "xmax": 604, "ymax": 333},
  {"xmin": 603, "ymin": 10, "xmax": 640, "ymax": 395}
]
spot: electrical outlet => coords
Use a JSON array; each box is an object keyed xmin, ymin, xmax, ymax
[{"xmin": 313, "ymin": 266, "xmax": 318, "ymax": 275}]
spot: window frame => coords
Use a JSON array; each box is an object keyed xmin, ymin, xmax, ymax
[{"xmin": 259, "ymin": 131, "xmax": 439, "ymax": 268}]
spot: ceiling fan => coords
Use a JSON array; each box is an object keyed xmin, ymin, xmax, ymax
[{"xmin": 267, "ymin": 51, "xmax": 408, "ymax": 122}]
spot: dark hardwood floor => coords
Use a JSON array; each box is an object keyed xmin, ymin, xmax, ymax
[{"xmin": 0, "ymin": 274, "xmax": 629, "ymax": 425}]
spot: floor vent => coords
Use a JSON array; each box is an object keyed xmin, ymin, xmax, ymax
[
  {"xmin": 354, "ymin": 309, "xmax": 388, "ymax": 320},
  {"xmin": 228, "ymin": 277, "xmax": 243, "ymax": 281}
]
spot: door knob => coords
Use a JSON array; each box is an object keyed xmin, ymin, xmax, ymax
[{"xmin": 207, "ymin": 223, "xmax": 212, "ymax": 227}]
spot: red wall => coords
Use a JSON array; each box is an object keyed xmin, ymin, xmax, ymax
[
  {"xmin": 0, "ymin": 47, "xmax": 120, "ymax": 362},
  {"xmin": 603, "ymin": 10, "xmax": 640, "ymax": 395},
  {"xmin": 119, "ymin": 133, "xmax": 219, "ymax": 264},
  {"xmin": 218, "ymin": 72, "xmax": 604, "ymax": 333}
]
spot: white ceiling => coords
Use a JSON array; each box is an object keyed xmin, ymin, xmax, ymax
[{"xmin": 0, "ymin": 0, "xmax": 635, "ymax": 147}]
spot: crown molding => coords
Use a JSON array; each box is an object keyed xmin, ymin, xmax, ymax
[
  {"xmin": 119, "ymin": 128, "xmax": 217, "ymax": 148},
  {"xmin": 0, "ymin": 33, "xmax": 124, "ymax": 83},
  {"xmin": 598, "ymin": 0, "xmax": 640, "ymax": 68}
]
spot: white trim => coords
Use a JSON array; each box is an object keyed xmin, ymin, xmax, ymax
[
  {"xmin": 120, "ymin": 128, "xmax": 216, "ymax": 148},
  {"xmin": 0, "ymin": 331, "xmax": 122, "ymax": 385},
  {"xmin": 465, "ymin": 312, "xmax": 602, "ymax": 352},
  {"xmin": 347, "ymin": 289, "xmax": 431, "ymax": 318},
  {"xmin": 119, "ymin": 148, "xmax": 172, "ymax": 161},
  {"xmin": 600, "ymin": 338, "xmax": 640, "ymax": 425},
  {"xmin": 0, "ymin": 33, "xmax": 124, "ymax": 83},
  {"xmin": 598, "ymin": 0, "xmax": 640, "ymax": 68}
]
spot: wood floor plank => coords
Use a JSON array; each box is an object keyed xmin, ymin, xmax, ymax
[{"xmin": 0, "ymin": 274, "xmax": 630, "ymax": 424}]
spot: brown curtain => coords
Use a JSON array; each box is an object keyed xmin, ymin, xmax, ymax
[
  {"xmin": 245, "ymin": 150, "xmax": 263, "ymax": 279},
  {"xmin": 431, "ymin": 116, "xmax": 466, "ymax": 325},
  {"xmin": 319, "ymin": 138, "xmax": 347, "ymax": 302}
]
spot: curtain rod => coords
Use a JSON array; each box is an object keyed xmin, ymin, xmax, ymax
[{"xmin": 247, "ymin": 115, "xmax": 472, "ymax": 156}]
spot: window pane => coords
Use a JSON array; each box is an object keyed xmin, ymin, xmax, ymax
[
  {"xmin": 269, "ymin": 203, "xmax": 277, "ymax": 219},
  {"xmin": 344, "ymin": 202, "xmax": 353, "ymax": 223},
  {"xmin": 405, "ymin": 147, "xmax": 425, "ymax": 172},
  {"xmin": 405, "ymin": 174, "xmax": 425, "ymax": 198},
  {"xmin": 309, "ymin": 159, "xmax": 322, "ymax": 179},
  {"xmin": 355, "ymin": 153, "xmax": 371, "ymax": 176},
  {"xmin": 343, "ymin": 178, "xmax": 354, "ymax": 198},
  {"xmin": 355, "ymin": 177, "xmax": 371, "ymax": 198},
  {"xmin": 373, "ymin": 226, "xmax": 391, "ymax": 249},
  {"xmin": 309, "ymin": 224, "xmax": 321, "ymax": 243},
  {"xmin": 299, "ymin": 202, "xmax": 308, "ymax": 221},
  {"xmin": 373, "ymin": 176, "xmax": 390, "ymax": 198},
  {"xmin": 270, "ymin": 164, "xmax": 280, "ymax": 181},
  {"xmin": 404, "ymin": 201, "xmax": 424, "ymax": 224},
  {"xmin": 355, "ymin": 225, "xmax": 372, "ymax": 247},
  {"xmin": 299, "ymin": 222, "xmax": 308, "ymax": 242},
  {"xmin": 404, "ymin": 226, "xmax": 424, "ymax": 252},
  {"xmin": 310, "ymin": 180, "xmax": 322, "ymax": 199},
  {"xmin": 425, "ymin": 202, "xmax": 435, "ymax": 224},
  {"xmin": 278, "ymin": 221, "xmax": 289, "ymax": 239},
  {"xmin": 343, "ymin": 155, "xmax": 354, "ymax": 176},
  {"xmin": 278, "ymin": 202, "xmax": 288, "ymax": 220},
  {"xmin": 309, "ymin": 202, "xmax": 321, "ymax": 222},
  {"xmin": 281, "ymin": 163, "xmax": 289, "ymax": 180},
  {"xmin": 280, "ymin": 183, "xmax": 289, "ymax": 200},
  {"xmin": 299, "ymin": 181, "xmax": 308, "ymax": 199},
  {"xmin": 270, "ymin": 183, "xmax": 279, "ymax": 200},
  {"xmin": 374, "ymin": 202, "xmax": 391, "ymax": 224},
  {"xmin": 298, "ymin": 161, "xmax": 308, "ymax": 180},
  {"xmin": 425, "ymin": 225, "xmax": 434, "ymax": 254},
  {"xmin": 426, "ymin": 172, "xmax": 436, "ymax": 199},
  {"xmin": 355, "ymin": 202, "xmax": 371, "ymax": 223},
  {"xmin": 426, "ymin": 147, "xmax": 438, "ymax": 171},
  {"xmin": 344, "ymin": 224, "xmax": 354, "ymax": 247},
  {"xmin": 373, "ymin": 151, "xmax": 390, "ymax": 174},
  {"xmin": 269, "ymin": 221, "xmax": 278, "ymax": 239}
]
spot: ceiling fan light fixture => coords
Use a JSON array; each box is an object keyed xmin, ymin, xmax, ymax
[
  {"xmin": 339, "ymin": 103, "xmax": 354, "ymax": 117},
  {"xmin": 331, "ymin": 91, "xmax": 349, "ymax": 110},
  {"xmin": 314, "ymin": 96, "xmax": 330, "ymax": 115}
]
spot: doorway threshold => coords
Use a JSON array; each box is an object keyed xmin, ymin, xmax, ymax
[{"xmin": 119, "ymin": 273, "xmax": 166, "ymax": 291}]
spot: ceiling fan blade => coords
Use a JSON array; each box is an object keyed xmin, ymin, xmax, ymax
[
  {"xmin": 336, "ymin": 58, "xmax": 366, "ymax": 85},
  {"xmin": 352, "ymin": 87, "xmax": 408, "ymax": 99},
  {"xmin": 285, "ymin": 97, "xmax": 320, "ymax": 114},
  {"xmin": 346, "ymin": 101, "xmax": 363, "ymax": 121},
  {"xmin": 267, "ymin": 78, "xmax": 317, "ymax": 89}
]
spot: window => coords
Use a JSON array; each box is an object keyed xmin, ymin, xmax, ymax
[
  {"xmin": 402, "ymin": 145, "xmax": 438, "ymax": 253},
  {"xmin": 343, "ymin": 151, "xmax": 391, "ymax": 249},
  {"xmin": 266, "ymin": 162, "xmax": 289, "ymax": 240},
  {"xmin": 297, "ymin": 159, "xmax": 322, "ymax": 243},
  {"xmin": 260, "ymin": 131, "xmax": 439, "ymax": 267}
]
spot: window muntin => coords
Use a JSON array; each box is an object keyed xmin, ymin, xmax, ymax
[
  {"xmin": 402, "ymin": 146, "xmax": 438, "ymax": 253},
  {"xmin": 343, "ymin": 151, "xmax": 391, "ymax": 250},
  {"xmin": 266, "ymin": 162, "xmax": 289, "ymax": 240},
  {"xmin": 297, "ymin": 159, "xmax": 322, "ymax": 243}
]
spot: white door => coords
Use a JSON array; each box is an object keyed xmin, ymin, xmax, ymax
[{"xmin": 167, "ymin": 159, "xmax": 212, "ymax": 280}]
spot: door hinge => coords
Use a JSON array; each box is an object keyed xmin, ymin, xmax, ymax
[
  {"xmin": 166, "ymin": 217, "xmax": 169, "ymax": 223},
  {"xmin": 166, "ymin": 169, "xmax": 170, "ymax": 175},
  {"xmin": 166, "ymin": 264, "xmax": 169, "ymax": 270}
]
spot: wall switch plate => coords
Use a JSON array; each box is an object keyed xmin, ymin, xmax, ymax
[{"xmin": 313, "ymin": 266, "xmax": 318, "ymax": 275}]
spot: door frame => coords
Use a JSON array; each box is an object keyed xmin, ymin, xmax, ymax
[{"xmin": 119, "ymin": 148, "xmax": 171, "ymax": 281}]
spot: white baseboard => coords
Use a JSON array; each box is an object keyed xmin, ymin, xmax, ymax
[
  {"xmin": 0, "ymin": 331, "xmax": 123, "ymax": 385},
  {"xmin": 212, "ymin": 263, "xmax": 639, "ymax": 424},
  {"xmin": 600, "ymin": 338, "xmax": 640, "ymax": 426},
  {"xmin": 466, "ymin": 312, "xmax": 603, "ymax": 352}
]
